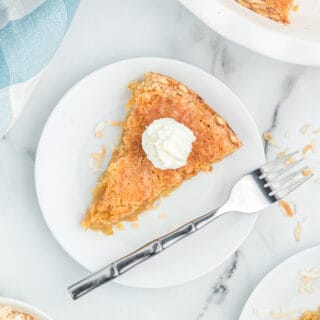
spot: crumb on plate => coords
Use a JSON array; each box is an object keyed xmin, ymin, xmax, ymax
[
  {"xmin": 292, "ymin": 4, "xmax": 299, "ymax": 12},
  {"xmin": 94, "ymin": 121, "xmax": 107, "ymax": 138},
  {"xmin": 269, "ymin": 306, "xmax": 299, "ymax": 319},
  {"xmin": 131, "ymin": 222, "xmax": 139, "ymax": 229},
  {"xmin": 89, "ymin": 144, "xmax": 107, "ymax": 172},
  {"xmin": 300, "ymin": 270, "xmax": 320, "ymax": 294},
  {"xmin": 158, "ymin": 213, "xmax": 168, "ymax": 220},
  {"xmin": 107, "ymin": 120, "xmax": 124, "ymax": 127}
]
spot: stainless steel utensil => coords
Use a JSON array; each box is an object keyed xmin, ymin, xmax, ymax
[{"xmin": 68, "ymin": 151, "xmax": 311, "ymax": 299}]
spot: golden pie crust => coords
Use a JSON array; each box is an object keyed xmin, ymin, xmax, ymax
[
  {"xmin": 299, "ymin": 307, "xmax": 320, "ymax": 320},
  {"xmin": 82, "ymin": 72, "xmax": 242, "ymax": 235},
  {"xmin": 236, "ymin": 0, "xmax": 294, "ymax": 24}
]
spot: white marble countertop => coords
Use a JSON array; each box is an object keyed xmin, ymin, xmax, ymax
[{"xmin": 1, "ymin": 0, "xmax": 320, "ymax": 319}]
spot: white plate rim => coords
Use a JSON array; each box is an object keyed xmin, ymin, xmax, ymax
[
  {"xmin": 35, "ymin": 57, "xmax": 264, "ymax": 288},
  {"xmin": 0, "ymin": 297, "xmax": 52, "ymax": 320},
  {"xmin": 179, "ymin": 0, "xmax": 320, "ymax": 66},
  {"xmin": 239, "ymin": 245, "xmax": 320, "ymax": 320}
]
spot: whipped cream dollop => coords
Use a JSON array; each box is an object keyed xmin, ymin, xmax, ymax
[{"xmin": 142, "ymin": 118, "xmax": 196, "ymax": 170}]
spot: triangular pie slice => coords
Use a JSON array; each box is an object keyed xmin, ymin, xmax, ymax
[
  {"xmin": 236, "ymin": 0, "xmax": 294, "ymax": 24},
  {"xmin": 82, "ymin": 72, "xmax": 242, "ymax": 235}
]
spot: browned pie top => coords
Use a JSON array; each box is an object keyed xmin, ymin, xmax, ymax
[
  {"xmin": 82, "ymin": 72, "xmax": 242, "ymax": 235},
  {"xmin": 236, "ymin": 0, "xmax": 293, "ymax": 23}
]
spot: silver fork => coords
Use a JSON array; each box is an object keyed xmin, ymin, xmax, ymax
[{"xmin": 68, "ymin": 151, "xmax": 312, "ymax": 299}]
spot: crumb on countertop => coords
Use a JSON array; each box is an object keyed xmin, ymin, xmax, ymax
[
  {"xmin": 302, "ymin": 144, "xmax": 313, "ymax": 158},
  {"xmin": 279, "ymin": 199, "xmax": 296, "ymax": 218},
  {"xmin": 263, "ymin": 132, "xmax": 280, "ymax": 148}
]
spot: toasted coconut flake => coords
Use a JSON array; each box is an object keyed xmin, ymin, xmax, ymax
[
  {"xmin": 279, "ymin": 199, "xmax": 296, "ymax": 218},
  {"xmin": 125, "ymin": 95, "xmax": 135, "ymax": 109},
  {"xmin": 90, "ymin": 144, "xmax": 107, "ymax": 172},
  {"xmin": 178, "ymin": 84, "xmax": 188, "ymax": 93},
  {"xmin": 292, "ymin": 4, "xmax": 299, "ymax": 12},
  {"xmin": 263, "ymin": 132, "xmax": 272, "ymax": 141},
  {"xmin": 278, "ymin": 149, "xmax": 288, "ymax": 158},
  {"xmin": 286, "ymin": 157, "xmax": 296, "ymax": 165},
  {"xmin": 216, "ymin": 115, "xmax": 226, "ymax": 126},
  {"xmin": 168, "ymin": 224, "xmax": 179, "ymax": 232},
  {"xmin": 115, "ymin": 222, "xmax": 124, "ymax": 231},
  {"xmin": 300, "ymin": 124, "xmax": 312, "ymax": 135},
  {"xmin": 302, "ymin": 144, "xmax": 313, "ymax": 157},
  {"xmin": 95, "ymin": 130, "xmax": 104, "ymax": 138},
  {"xmin": 158, "ymin": 213, "xmax": 168, "ymax": 220},
  {"xmin": 263, "ymin": 132, "xmax": 280, "ymax": 148},
  {"xmin": 302, "ymin": 168, "xmax": 313, "ymax": 177},
  {"xmin": 131, "ymin": 222, "xmax": 139, "ymax": 229},
  {"xmin": 94, "ymin": 121, "xmax": 107, "ymax": 138},
  {"xmin": 158, "ymin": 76, "xmax": 169, "ymax": 85},
  {"xmin": 294, "ymin": 221, "xmax": 303, "ymax": 242},
  {"xmin": 108, "ymin": 120, "xmax": 124, "ymax": 127},
  {"xmin": 299, "ymin": 268, "xmax": 320, "ymax": 294},
  {"xmin": 269, "ymin": 307, "xmax": 299, "ymax": 319}
]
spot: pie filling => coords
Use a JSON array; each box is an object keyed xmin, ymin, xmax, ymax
[{"xmin": 82, "ymin": 72, "xmax": 242, "ymax": 235}]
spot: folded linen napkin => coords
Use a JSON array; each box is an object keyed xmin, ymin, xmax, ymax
[{"xmin": 0, "ymin": 0, "xmax": 79, "ymax": 137}]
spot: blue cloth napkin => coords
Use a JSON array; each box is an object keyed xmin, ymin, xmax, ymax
[{"xmin": 0, "ymin": 0, "xmax": 79, "ymax": 137}]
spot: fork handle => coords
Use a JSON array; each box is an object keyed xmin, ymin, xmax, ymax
[{"xmin": 68, "ymin": 206, "xmax": 227, "ymax": 299}]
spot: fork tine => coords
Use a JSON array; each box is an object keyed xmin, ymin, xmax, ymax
[
  {"xmin": 264, "ymin": 166, "xmax": 309, "ymax": 188},
  {"xmin": 269, "ymin": 173, "xmax": 313, "ymax": 198},
  {"xmin": 259, "ymin": 158, "xmax": 304, "ymax": 179},
  {"xmin": 260, "ymin": 151, "xmax": 299, "ymax": 171}
]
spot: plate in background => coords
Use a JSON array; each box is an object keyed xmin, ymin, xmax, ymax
[
  {"xmin": 0, "ymin": 297, "xmax": 51, "ymax": 320},
  {"xmin": 239, "ymin": 246, "xmax": 320, "ymax": 319},
  {"xmin": 35, "ymin": 57, "xmax": 264, "ymax": 288},
  {"xmin": 179, "ymin": 0, "xmax": 320, "ymax": 66}
]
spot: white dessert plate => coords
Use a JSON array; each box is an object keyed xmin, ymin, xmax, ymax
[
  {"xmin": 179, "ymin": 0, "xmax": 320, "ymax": 66},
  {"xmin": 239, "ymin": 246, "xmax": 320, "ymax": 320},
  {"xmin": 35, "ymin": 57, "xmax": 264, "ymax": 288},
  {"xmin": 0, "ymin": 297, "xmax": 51, "ymax": 320}
]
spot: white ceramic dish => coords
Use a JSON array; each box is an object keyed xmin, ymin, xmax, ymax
[
  {"xmin": 35, "ymin": 57, "xmax": 264, "ymax": 288},
  {"xmin": 239, "ymin": 246, "xmax": 320, "ymax": 320},
  {"xmin": 179, "ymin": 0, "xmax": 320, "ymax": 66},
  {"xmin": 0, "ymin": 297, "xmax": 51, "ymax": 320}
]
